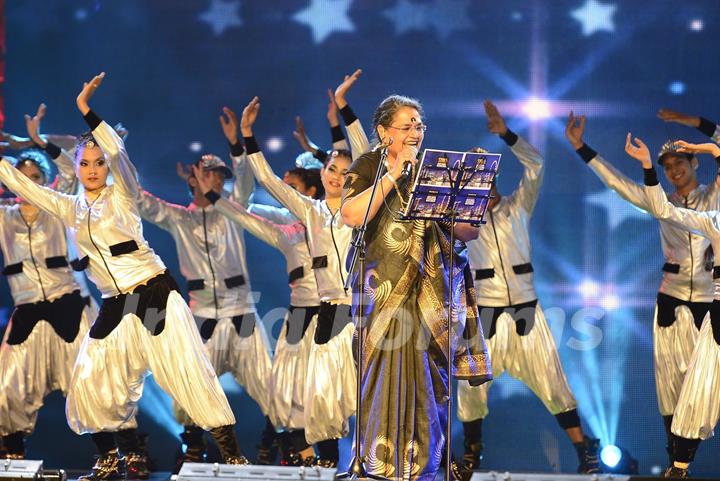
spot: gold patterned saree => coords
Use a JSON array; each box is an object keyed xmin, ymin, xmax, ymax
[{"xmin": 343, "ymin": 150, "xmax": 492, "ymax": 481}]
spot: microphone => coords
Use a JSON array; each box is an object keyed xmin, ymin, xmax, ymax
[{"xmin": 401, "ymin": 146, "xmax": 418, "ymax": 178}]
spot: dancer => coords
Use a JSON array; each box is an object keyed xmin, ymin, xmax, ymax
[
  {"xmin": 0, "ymin": 148, "xmax": 94, "ymax": 459},
  {"xmin": 456, "ymin": 101, "xmax": 599, "ymax": 478},
  {"xmin": 240, "ymin": 95, "xmax": 356, "ymax": 468},
  {"xmin": 193, "ymin": 160, "xmax": 323, "ymax": 465},
  {"xmin": 625, "ymin": 136, "xmax": 720, "ymax": 479},
  {"xmin": 137, "ymin": 107, "xmax": 271, "ymax": 465},
  {"xmin": 565, "ymin": 111, "xmax": 720, "ymax": 467},
  {"xmin": 341, "ymin": 94, "xmax": 492, "ymax": 481},
  {"xmin": 0, "ymin": 73, "xmax": 246, "ymax": 480}
]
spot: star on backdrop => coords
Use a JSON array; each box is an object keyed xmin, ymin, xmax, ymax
[
  {"xmin": 292, "ymin": 0, "xmax": 355, "ymax": 44},
  {"xmin": 198, "ymin": 0, "xmax": 242, "ymax": 36},
  {"xmin": 584, "ymin": 188, "xmax": 650, "ymax": 230},
  {"xmin": 571, "ymin": 0, "xmax": 617, "ymax": 36},
  {"xmin": 383, "ymin": 0, "xmax": 473, "ymax": 40}
]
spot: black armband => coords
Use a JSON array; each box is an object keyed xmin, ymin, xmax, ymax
[
  {"xmin": 42, "ymin": 141, "xmax": 62, "ymax": 160},
  {"xmin": 331, "ymin": 125, "xmax": 345, "ymax": 143},
  {"xmin": 229, "ymin": 141, "xmax": 244, "ymax": 157},
  {"xmin": 339, "ymin": 105, "xmax": 358, "ymax": 126},
  {"xmin": 83, "ymin": 110, "xmax": 102, "ymax": 131},
  {"xmin": 697, "ymin": 117, "xmax": 718, "ymax": 138},
  {"xmin": 575, "ymin": 143, "xmax": 598, "ymax": 164},
  {"xmin": 312, "ymin": 148, "xmax": 327, "ymax": 162},
  {"xmin": 204, "ymin": 190, "xmax": 221, "ymax": 204},
  {"xmin": 500, "ymin": 129, "xmax": 518, "ymax": 146},
  {"xmin": 644, "ymin": 167, "xmax": 659, "ymax": 186},
  {"xmin": 243, "ymin": 136, "xmax": 260, "ymax": 155}
]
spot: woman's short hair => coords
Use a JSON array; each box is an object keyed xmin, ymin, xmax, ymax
[
  {"xmin": 286, "ymin": 167, "xmax": 324, "ymax": 199},
  {"xmin": 371, "ymin": 95, "xmax": 424, "ymax": 141}
]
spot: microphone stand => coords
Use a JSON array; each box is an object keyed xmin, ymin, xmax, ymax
[{"xmin": 337, "ymin": 143, "xmax": 391, "ymax": 481}]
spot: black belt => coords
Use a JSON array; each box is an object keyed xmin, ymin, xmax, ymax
[
  {"xmin": 312, "ymin": 256, "xmax": 328, "ymax": 269},
  {"xmin": 45, "ymin": 256, "xmax": 69, "ymax": 269},
  {"xmin": 288, "ymin": 266, "xmax": 304, "ymax": 284},
  {"xmin": 109, "ymin": 240, "xmax": 139, "ymax": 256},
  {"xmin": 475, "ymin": 262, "xmax": 533, "ymax": 280},
  {"xmin": 663, "ymin": 263, "xmax": 681, "ymax": 274},
  {"xmin": 188, "ymin": 274, "xmax": 246, "ymax": 292},
  {"xmin": 2, "ymin": 263, "xmax": 23, "ymax": 276}
]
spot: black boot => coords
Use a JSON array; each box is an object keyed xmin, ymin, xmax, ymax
[
  {"xmin": 209, "ymin": 425, "xmax": 250, "ymax": 465},
  {"xmin": 314, "ymin": 439, "xmax": 338, "ymax": 468},
  {"xmin": 78, "ymin": 452, "xmax": 127, "ymax": 481},
  {"xmin": 663, "ymin": 465, "xmax": 689, "ymax": 478},
  {"xmin": 574, "ymin": 436, "xmax": 600, "ymax": 474},
  {"xmin": 255, "ymin": 418, "xmax": 279, "ymax": 465},
  {"xmin": 663, "ymin": 415, "xmax": 676, "ymax": 468},
  {"xmin": 115, "ymin": 429, "xmax": 149, "ymax": 480}
]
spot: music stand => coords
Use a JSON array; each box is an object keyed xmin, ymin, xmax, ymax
[{"xmin": 402, "ymin": 148, "xmax": 501, "ymax": 481}]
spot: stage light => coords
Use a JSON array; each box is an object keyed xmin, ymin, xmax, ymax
[
  {"xmin": 669, "ymin": 81, "xmax": 686, "ymax": 95},
  {"xmin": 189, "ymin": 141, "xmax": 203, "ymax": 153},
  {"xmin": 601, "ymin": 293, "xmax": 620, "ymax": 311},
  {"xmin": 600, "ymin": 444, "xmax": 621, "ymax": 468},
  {"xmin": 689, "ymin": 19, "xmax": 703, "ymax": 32},
  {"xmin": 266, "ymin": 136, "xmax": 284, "ymax": 153},
  {"xmin": 599, "ymin": 444, "xmax": 638, "ymax": 474},
  {"xmin": 522, "ymin": 97, "xmax": 551, "ymax": 120},
  {"xmin": 578, "ymin": 279, "xmax": 601, "ymax": 299}
]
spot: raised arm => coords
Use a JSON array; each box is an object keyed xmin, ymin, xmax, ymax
[
  {"xmin": 248, "ymin": 203, "xmax": 297, "ymax": 225},
  {"xmin": 565, "ymin": 112, "xmax": 651, "ymax": 210},
  {"xmin": 658, "ymin": 108, "xmax": 720, "ymax": 144},
  {"xmin": 628, "ymin": 138, "xmax": 720, "ymax": 238},
  {"xmin": 219, "ymin": 106, "xmax": 254, "ymax": 206},
  {"xmin": 241, "ymin": 97, "xmax": 316, "ymax": 223},
  {"xmin": 137, "ymin": 190, "xmax": 185, "ymax": 232},
  {"xmin": 76, "ymin": 72, "xmax": 140, "ymax": 200},
  {"xmin": 25, "ymin": 103, "xmax": 78, "ymax": 194},
  {"xmin": 327, "ymin": 89, "xmax": 349, "ymax": 151},
  {"xmin": 335, "ymin": 69, "xmax": 370, "ymax": 159},
  {"xmin": 484, "ymin": 100, "xmax": 544, "ymax": 213},
  {"xmin": 292, "ymin": 116, "xmax": 327, "ymax": 162},
  {"xmin": 0, "ymin": 156, "xmax": 73, "ymax": 221}
]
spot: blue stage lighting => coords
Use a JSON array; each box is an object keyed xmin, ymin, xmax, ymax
[{"xmin": 600, "ymin": 444, "xmax": 622, "ymax": 468}]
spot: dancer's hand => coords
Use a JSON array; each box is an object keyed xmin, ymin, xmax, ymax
[
  {"xmin": 191, "ymin": 163, "xmax": 213, "ymax": 195},
  {"xmin": 657, "ymin": 109, "xmax": 701, "ymax": 128},
  {"xmin": 25, "ymin": 103, "xmax": 47, "ymax": 147},
  {"xmin": 326, "ymin": 89, "xmax": 339, "ymax": 127},
  {"xmin": 334, "ymin": 68, "xmax": 362, "ymax": 109},
  {"xmin": 240, "ymin": 96, "xmax": 260, "ymax": 137},
  {"xmin": 565, "ymin": 111, "xmax": 586, "ymax": 149},
  {"xmin": 625, "ymin": 133, "xmax": 652, "ymax": 168},
  {"xmin": 292, "ymin": 116, "xmax": 318, "ymax": 153},
  {"xmin": 484, "ymin": 100, "xmax": 507, "ymax": 136},
  {"xmin": 219, "ymin": 106, "xmax": 239, "ymax": 145},
  {"xmin": 176, "ymin": 162, "xmax": 192, "ymax": 181},
  {"xmin": 1, "ymin": 131, "xmax": 33, "ymax": 150},
  {"xmin": 77, "ymin": 72, "xmax": 105, "ymax": 115},
  {"xmin": 674, "ymin": 140, "xmax": 720, "ymax": 158}
]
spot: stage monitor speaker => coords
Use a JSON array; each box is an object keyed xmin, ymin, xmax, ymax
[
  {"xmin": 0, "ymin": 460, "xmax": 43, "ymax": 481},
  {"xmin": 469, "ymin": 472, "xmax": 631, "ymax": 481},
  {"xmin": 177, "ymin": 462, "xmax": 337, "ymax": 480}
]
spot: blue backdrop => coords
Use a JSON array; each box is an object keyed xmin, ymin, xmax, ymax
[{"xmin": 2, "ymin": 0, "xmax": 720, "ymax": 476}]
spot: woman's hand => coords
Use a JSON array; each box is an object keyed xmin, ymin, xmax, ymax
[
  {"xmin": 191, "ymin": 164, "xmax": 213, "ymax": 195},
  {"xmin": 674, "ymin": 140, "xmax": 720, "ymax": 158},
  {"xmin": 657, "ymin": 109, "xmax": 701, "ymax": 128},
  {"xmin": 77, "ymin": 72, "xmax": 105, "ymax": 115},
  {"xmin": 25, "ymin": 103, "xmax": 47, "ymax": 147},
  {"xmin": 388, "ymin": 145, "xmax": 418, "ymax": 181},
  {"xmin": 334, "ymin": 68, "xmax": 362, "ymax": 109},
  {"xmin": 292, "ymin": 116, "xmax": 318, "ymax": 153},
  {"xmin": 624, "ymin": 133, "xmax": 652, "ymax": 168},
  {"xmin": 484, "ymin": 100, "xmax": 507, "ymax": 136},
  {"xmin": 219, "ymin": 106, "xmax": 239, "ymax": 145},
  {"xmin": 565, "ymin": 111, "xmax": 586, "ymax": 150},
  {"xmin": 240, "ymin": 96, "xmax": 260, "ymax": 137},
  {"xmin": 326, "ymin": 89, "xmax": 339, "ymax": 127},
  {"xmin": 1, "ymin": 131, "xmax": 34, "ymax": 150}
]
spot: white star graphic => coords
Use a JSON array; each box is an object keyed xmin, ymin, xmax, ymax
[
  {"xmin": 571, "ymin": 0, "xmax": 617, "ymax": 36},
  {"xmin": 585, "ymin": 188, "xmax": 650, "ymax": 230},
  {"xmin": 198, "ymin": 0, "xmax": 242, "ymax": 36},
  {"xmin": 292, "ymin": 0, "xmax": 355, "ymax": 44},
  {"xmin": 382, "ymin": 0, "xmax": 431, "ymax": 35},
  {"xmin": 383, "ymin": 0, "xmax": 472, "ymax": 40}
]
